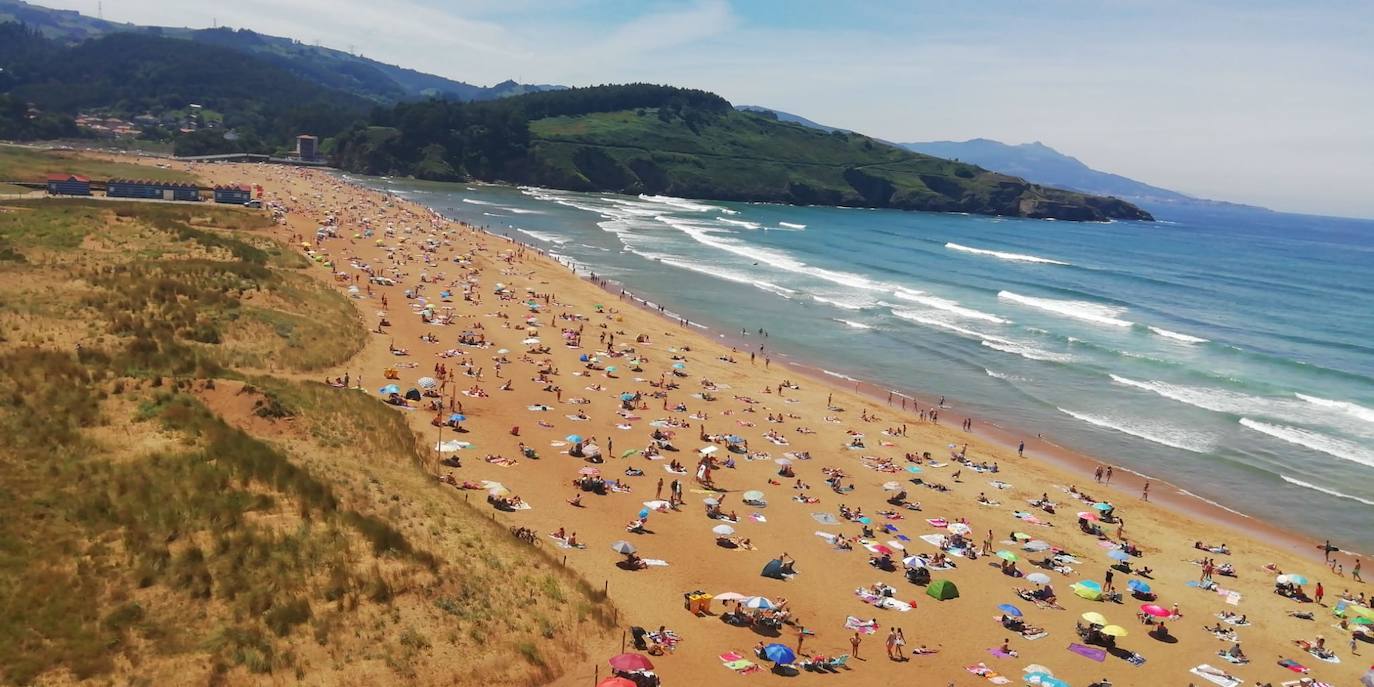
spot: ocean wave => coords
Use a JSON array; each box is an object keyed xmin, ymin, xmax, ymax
[
  {"xmin": 946, "ymin": 242, "xmax": 1070, "ymax": 265},
  {"xmin": 1108, "ymin": 375, "xmax": 1286, "ymax": 416},
  {"xmin": 778, "ymin": 222, "xmax": 807, "ymax": 229},
  {"xmin": 892, "ymin": 311, "xmax": 1007, "ymax": 343},
  {"xmin": 515, "ymin": 228, "xmax": 571, "ymax": 245},
  {"xmin": 984, "ymin": 368, "xmax": 1019, "ymax": 381},
  {"xmin": 717, "ymin": 217, "xmax": 762, "ymax": 229},
  {"xmin": 891, "ymin": 289, "xmax": 1008, "ymax": 324},
  {"xmin": 822, "ymin": 369, "xmax": 859, "ymax": 382},
  {"xmin": 1239, "ymin": 418, "xmax": 1374, "ymax": 469},
  {"xmin": 656, "ymin": 216, "xmax": 885, "ymax": 292},
  {"xmin": 1279, "ymin": 475, "xmax": 1374, "ymax": 507},
  {"xmin": 505, "ymin": 207, "xmax": 542, "ymax": 214},
  {"xmin": 812, "ymin": 294, "xmax": 868, "ymax": 311},
  {"xmin": 981, "ymin": 340, "xmax": 1074, "ymax": 363},
  {"xmin": 834, "ymin": 319, "xmax": 874, "ymax": 330},
  {"xmin": 462, "ymin": 198, "xmax": 497, "ymax": 206},
  {"xmin": 1149, "ymin": 326, "xmax": 1209, "ymax": 344},
  {"xmin": 998, "ymin": 291, "xmax": 1133, "ymax": 327},
  {"xmin": 1296, "ymin": 393, "xmax": 1374, "ymax": 426},
  {"xmin": 1058, "ymin": 407, "xmax": 1214, "ymax": 453},
  {"xmin": 638, "ymin": 253, "xmax": 795, "ymax": 299},
  {"xmin": 638, "ymin": 194, "xmax": 725, "ymax": 213}
]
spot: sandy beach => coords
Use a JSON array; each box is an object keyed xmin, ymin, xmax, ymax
[{"xmin": 173, "ymin": 158, "xmax": 1371, "ymax": 687}]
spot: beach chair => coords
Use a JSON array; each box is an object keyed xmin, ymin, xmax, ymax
[{"xmin": 826, "ymin": 654, "xmax": 850, "ymax": 669}]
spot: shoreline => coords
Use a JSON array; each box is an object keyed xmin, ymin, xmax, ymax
[
  {"xmin": 470, "ymin": 221, "xmax": 1366, "ymax": 563},
  {"xmin": 176, "ymin": 161, "xmax": 1373, "ymax": 686}
]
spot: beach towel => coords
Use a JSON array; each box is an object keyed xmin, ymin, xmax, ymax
[
  {"xmin": 1280, "ymin": 682, "xmax": 1333, "ymax": 687},
  {"xmin": 750, "ymin": 513, "xmax": 766, "ymax": 523},
  {"xmin": 964, "ymin": 662, "xmax": 1011, "ymax": 684},
  {"xmin": 844, "ymin": 616, "xmax": 878, "ymax": 634},
  {"xmin": 986, "ymin": 647, "xmax": 1016, "ymax": 659},
  {"xmin": 720, "ymin": 652, "xmax": 761, "ymax": 674},
  {"xmin": 814, "ymin": 531, "xmax": 838, "ymax": 542},
  {"xmin": 642, "ymin": 559, "xmax": 669, "ymax": 567},
  {"xmin": 1190, "ymin": 664, "xmax": 1243, "ymax": 687},
  {"xmin": 1278, "ymin": 658, "xmax": 1309, "ymax": 673},
  {"xmin": 927, "ymin": 518, "xmax": 949, "ymax": 528},
  {"xmin": 1023, "ymin": 630, "xmax": 1049, "ymax": 641},
  {"xmin": 1068, "ymin": 643, "xmax": 1106, "ymax": 662}
]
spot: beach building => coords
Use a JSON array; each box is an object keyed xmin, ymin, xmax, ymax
[
  {"xmin": 296, "ymin": 134, "xmax": 319, "ymax": 162},
  {"xmin": 106, "ymin": 179, "xmax": 201, "ymax": 202},
  {"xmin": 213, "ymin": 183, "xmax": 252, "ymax": 204},
  {"xmin": 46, "ymin": 174, "xmax": 91, "ymax": 196}
]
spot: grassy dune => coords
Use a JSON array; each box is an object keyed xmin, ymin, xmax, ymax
[
  {"xmin": 0, "ymin": 194, "xmax": 613, "ymax": 684},
  {"xmin": 0, "ymin": 145, "xmax": 196, "ymax": 184}
]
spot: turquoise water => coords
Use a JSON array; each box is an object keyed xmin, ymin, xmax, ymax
[{"xmin": 349, "ymin": 175, "xmax": 1374, "ymax": 552}]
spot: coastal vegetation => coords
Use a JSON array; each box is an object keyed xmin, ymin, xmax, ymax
[{"xmin": 0, "ymin": 193, "xmax": 614, "ymax": 684}]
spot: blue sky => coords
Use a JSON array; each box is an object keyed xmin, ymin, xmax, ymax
[{"xmin": 38, "ymin": 0, "xmax": 1374, "ymax": 217}]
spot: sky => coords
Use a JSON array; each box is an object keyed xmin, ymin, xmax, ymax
[{"xmin": 33, "ymin": 0, "xmax": 1374, "ymax": 217}]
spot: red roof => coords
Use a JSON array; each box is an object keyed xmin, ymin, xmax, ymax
[{"xmin": 47, "ymin": 174, "xmax": 90, "ymax": 182}]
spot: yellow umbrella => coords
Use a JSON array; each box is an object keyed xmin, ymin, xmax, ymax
[
  {"xmin": 1100, "ymin": 625, "xmax": 1128, "ymax": 637},
  {"xmin": 1080, "ymin": 611, "xmax": 1108, "ymax": 625},
  {"xmin": 1073, "ymin": 584, "xmax": 1103, "ymax": 601},
  {"xmin": 1347, "ymin": 605, "xmax": 1374, "ymax": 620}
]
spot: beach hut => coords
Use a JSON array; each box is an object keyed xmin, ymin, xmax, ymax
[
  {"xmin": 213, "ymin": 183, "xmax": 253, "ymax": 204},
  {"xmin": 46, "ymin": 174, "xmax": 91, "ymax": 196},
  {"xmin": 926, "ymin": 579, "xmax": 959, "ymax": 600}
]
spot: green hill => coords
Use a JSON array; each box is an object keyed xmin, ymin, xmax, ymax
[
  {"xmin": 0, "ymin": 0, "xmax": 561, "ymax": 103},
  {"xmin": 335, "ymin": 85, "xmax": 1152, "ymax": 221}
]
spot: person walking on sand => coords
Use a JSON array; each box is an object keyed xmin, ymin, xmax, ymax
[
  {"xmin": 656, "ymin": 478, "xmax": 664, "ymax": 500},
  {"xmin": 1018, "ymin": 441, "xmax": 1024, "ymax": 457},
  {"xmin": 1315, "ymin": 581, "xmax": 1325, "ymax": 605},
  {"xmin": 1353, "ymin": 559, "xmax": 1362, "ymax": 582},
  {"xmin": 885, "ymin": 628, "xmax": 897, "ymax": 660},
  {"xmin": 850, "ymin": 631, "xmax": 862, "ymax": 659},
  {"xmin": 1141, "ymin": 480, "xmax": 1150, "ymax": 501},
  {"xmin": 1106, "ymin": 466, "xmax": 1114, "ymax": 484},
  {"xmin": 1094, "ymin": 465, "xmax": 1103, "ymax": 483},
  {"xmin": 894, "ymin": 628, "xmax": 907, "ymax": 661}
]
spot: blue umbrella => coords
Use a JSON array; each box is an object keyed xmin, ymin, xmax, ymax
[
  {"xmin": 620, "ymin": 393, "xmax": 637, "ymax": 401},
  {"xmin": 1128, "ymin": 579, "xmax": 1151, "ymax": 593},
  {"xmin": 566, "ymin": 434, "xmax": 583, "ymax": 443},
  {"xmin": 448, "ymin": 413, "xmax": 466, "ymax": 423},
  {"xmin": 1093, "ymin": 502, "xmax": 1113, "ymax": 511},
  {"xmin": 579, "ymin": 354, "xmax": 590, "ymax": 362},
  {"xmin": 906, "ymin": 465, "xmax": 922, "ymax": 473},
  {"xmin": 997, "ymin": 603, "xmax": 1023, "ymax": 617},
  {"xmin": 725, "ymin": 434, "xmax": 744, "ymax": 443},
  {"xmin": 1108, "ymin": 549, "xmax": 1130, "ymax": 561},
  {"xmin": 1077, "ymin": 579, "xmax": 1102, "ymax": 591},
  {"xmin": 761, "ymin": 643, "xmax": 795, "ymax": 664},
  {"xmin": 638, "ymin": 508, "xmax": 650, "ymax": 520},
  {"xmin": 379, "ymin": 384, "xmax": 400, "ymax": 395},
  {"xmin": 672, "ymin": 362, "xmax": 686, "ymax": 369}
]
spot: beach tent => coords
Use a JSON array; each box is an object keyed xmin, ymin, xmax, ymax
[
  {"xmin": 926, "ymin": 579, "xmax": 959, "ymax": 600},
  {"xmin": 404, "ymin": 388, "xmax": 422, "ymax": 401},
  {"xmin": 760, "ymin": 559, "xmax": 788, "ymax": 579}
]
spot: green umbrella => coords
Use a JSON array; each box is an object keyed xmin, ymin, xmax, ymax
[{"xmin": 996, "ymin": 550, "xmax": 1019, "ymax": 562}]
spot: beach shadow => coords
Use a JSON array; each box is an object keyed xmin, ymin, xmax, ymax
[{"xmin": 1150, "ymin": 632, "xmax": 1179, "ymax": 644}]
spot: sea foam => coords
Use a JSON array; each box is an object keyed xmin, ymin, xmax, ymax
[
  {"xmin": 1239, "ymin": 418, "xmax": 1374, "ymax": 469},
  {"xmin": 946, "ymin": 242, "xmax": 1070, "ymax": 265},
  {"xmin": 1058, "ymin": 407, "xmax": 1213, "ymax": 453},
  {"xmin": 998, "ymin": 291, "xmax": 1134, "ymax": 327},
  {"xmin": 1279, "ymin": 475, "xmax": 1374, "ymax": 506},
  {"xmin": 1149, "ymin": 326, "xmax": 1209, "ymax": 344}
]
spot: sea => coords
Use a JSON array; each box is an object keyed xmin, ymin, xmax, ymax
[{"xmin": 346, "ymin": 174, "xmax": 1374, "ymax": 553}]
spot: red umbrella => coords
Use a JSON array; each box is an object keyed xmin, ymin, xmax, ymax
[
  {"xmin": 608, "ymin": 653, "xmax": 655, "ymax": 672},
  {"xmin": 579, "ymin": 466, "xmax": 601, "ymax": 477},
  {"xmin": 598, "ymin": 678, "xmax": 637, "ymax": 687},
  {"xmin": 873, "ymin": 544, "xmax": 894, "ymax": 555},
  {"xmin": 1140, "ymin": 603, "xmax": 1173, "ymax": 618},
  {"xmin": 1077, "ymin": 511, "xmax": 1100, "ymax": 522}
]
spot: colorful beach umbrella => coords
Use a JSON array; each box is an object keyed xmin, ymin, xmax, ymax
[
  {"xmin": 566, "ymin": 434, "xmax": 584, "ymax": 443},
  {"xmin": 417, "ymin": 376, "xmax": 438, "ymax": 389},
  {"xmin": 620, "ymin": 392, "xmax": 636, "ymax": 401},
  {"xmin": 1077, "ymin": 511, "xmax": 1100, "ymax": 522},
  {"xmin": 997, "ymin": 603, "xmax": 1023, "ymax": 617},
  {"xmin": 1100, "ymin": 625, "xmax": 1128, "ymax": 637},
  {"xmin": 1081, "ymin": 611, "xmax": 1108, "ymax": 625},
  {"xmin": 448, "ymin": 413, "xmax": 466, "ymax": 423},
  {"xmin": 598, "ymin": 677, "xmax": 637, "ymax": 687},
  {"xmin": 743, "ymin": 596, "xmax": 776, "ymax": 610},
  {"xmin": 608, "ymin": 653, "xmax": 654, "ymax": 672},
  {"xmin": 1277, "ymin": 573, "xmax": 1310, "ymax": 586},
  {"xmin": 1107, "ymin": 549, "xmax": 1130, "ymax": 561},
  {"xmin": 996, "ymin": 550, "xmax": 1019, "ymax": 561},
  {"xmin": 1128, "ymin": 579, "xmax": 1152, "ymax": 594},
  {"xmin": 578, "ymin": 466, "xmax": 600, "ymax": 477},
  {"xmin": 1012, "ymin": 532, "xmax": 1033, "ymax": 541},
  {"xmin": 947, "ymin": 523, "xmax": 972, "ymax": 536},
  {"xmin": 672, "ymin": 362, "xmax": 686, "ymax": 369},
  {"xmin": 378, "ymin": 384, "xmax": 401, "ymax": 395},
  {"xmin": 1093, "ymin": 502, "xmax": 1113, "ymax": 511},
  {"xmin": 1140, "ymin": 603, "xmax": 1172, "ymax": 618},
  {"xmin": 761, "ymin": 643, "xmax": 795, "ymax": 664},
  {"xmin": 902, "ymin": 556, "xmax": 926, "ymax": 568}
]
